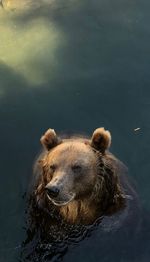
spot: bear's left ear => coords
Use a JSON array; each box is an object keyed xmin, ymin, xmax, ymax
[
  {"xmin": 91, "ymin": 128, "xmax": 111, "ymax": 153},
  {"xmin": 40, "ymin": 128, "xmax": 61, "ymax": 151}
]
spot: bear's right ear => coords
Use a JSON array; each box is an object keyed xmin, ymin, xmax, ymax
[
  {"xmin": 91, "ymin": 127, "xmax": 111, "ymax": 153},
  {"xmin": 40, "ymin": 128, "xmax": 60, "ymax": 150}
]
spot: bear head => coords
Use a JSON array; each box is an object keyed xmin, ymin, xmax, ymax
[{"xmin": 34, "ymin": 128, "xmax": 123, "ymax": 224}]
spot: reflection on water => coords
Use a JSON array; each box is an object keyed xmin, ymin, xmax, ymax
[
  {"xmin": 0, "ymin": 0, "xmax": 150, "ymax": 262},
  {"xmin": 0, "ymin": 1, "xmax": 65, "ymax": 85},
  {"xmin": 1, "ymin": 0, "xmax": 55, "ymax": 10}
]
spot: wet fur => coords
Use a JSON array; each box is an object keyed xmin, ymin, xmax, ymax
[{"xmin": 33, "ymin": 147, "xmax": 125, "ymax": 224}]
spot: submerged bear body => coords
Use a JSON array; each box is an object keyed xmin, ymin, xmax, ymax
[{"xmin": 32, "ymin": 128, "xmax": 127, "ymax": 225}]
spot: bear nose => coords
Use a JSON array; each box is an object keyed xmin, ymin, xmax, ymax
[{"xmin": 45, "ymin": 186, "xmax": 60, "ymax": 198}]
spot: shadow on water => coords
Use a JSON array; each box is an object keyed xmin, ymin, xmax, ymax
[{"xmin": 0, "ymin": 0, "xmax": 150, "ymax": 261}]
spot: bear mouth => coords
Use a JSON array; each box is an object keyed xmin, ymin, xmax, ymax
[{"xmin": 46, "ymin": 193, "xmax": 76, "ymax": 206}]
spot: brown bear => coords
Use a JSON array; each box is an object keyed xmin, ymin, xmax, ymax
[{"xmin": 32, "ymin": 127, "xmax": 126, "ymax": 225}]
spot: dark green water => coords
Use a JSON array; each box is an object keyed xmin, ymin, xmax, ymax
[{"xmin": 0, "ymin": 1, "xmax": 150, "ymax": 261}]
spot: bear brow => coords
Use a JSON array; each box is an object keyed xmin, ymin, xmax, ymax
[{"xmin": 55, "ymin": 144, "xmax": 77, "ymax": 154}]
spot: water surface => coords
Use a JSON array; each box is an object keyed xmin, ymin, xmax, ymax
[{"xmin": 0, "ymin": 1, "xmax": 150, "ymax": 261}]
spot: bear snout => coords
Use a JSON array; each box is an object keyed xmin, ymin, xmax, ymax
[
  {"xmin": 45, "ymin": 185, "xmax": 60, "ymax": 198},
  {"xmin": 45, "ymin": 181, "xmax": 76, "ymax": 206}
]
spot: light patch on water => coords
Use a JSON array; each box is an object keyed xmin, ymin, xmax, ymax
[
  {"xmin": 0, "ymin": 6, "xmax": 65, "ymax": 86},
  {"xmin": 1, "ymin": 0, "xmax": 55, "ymax": 11}
]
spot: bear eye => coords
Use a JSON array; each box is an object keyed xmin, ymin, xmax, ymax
[
  {"xmin": 49, "ymin": 164, "xmax": 56, "ymax": 172},
  {"xmin": 72, "ymin": 164, "xmax": 82, "ymax": 172}
]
